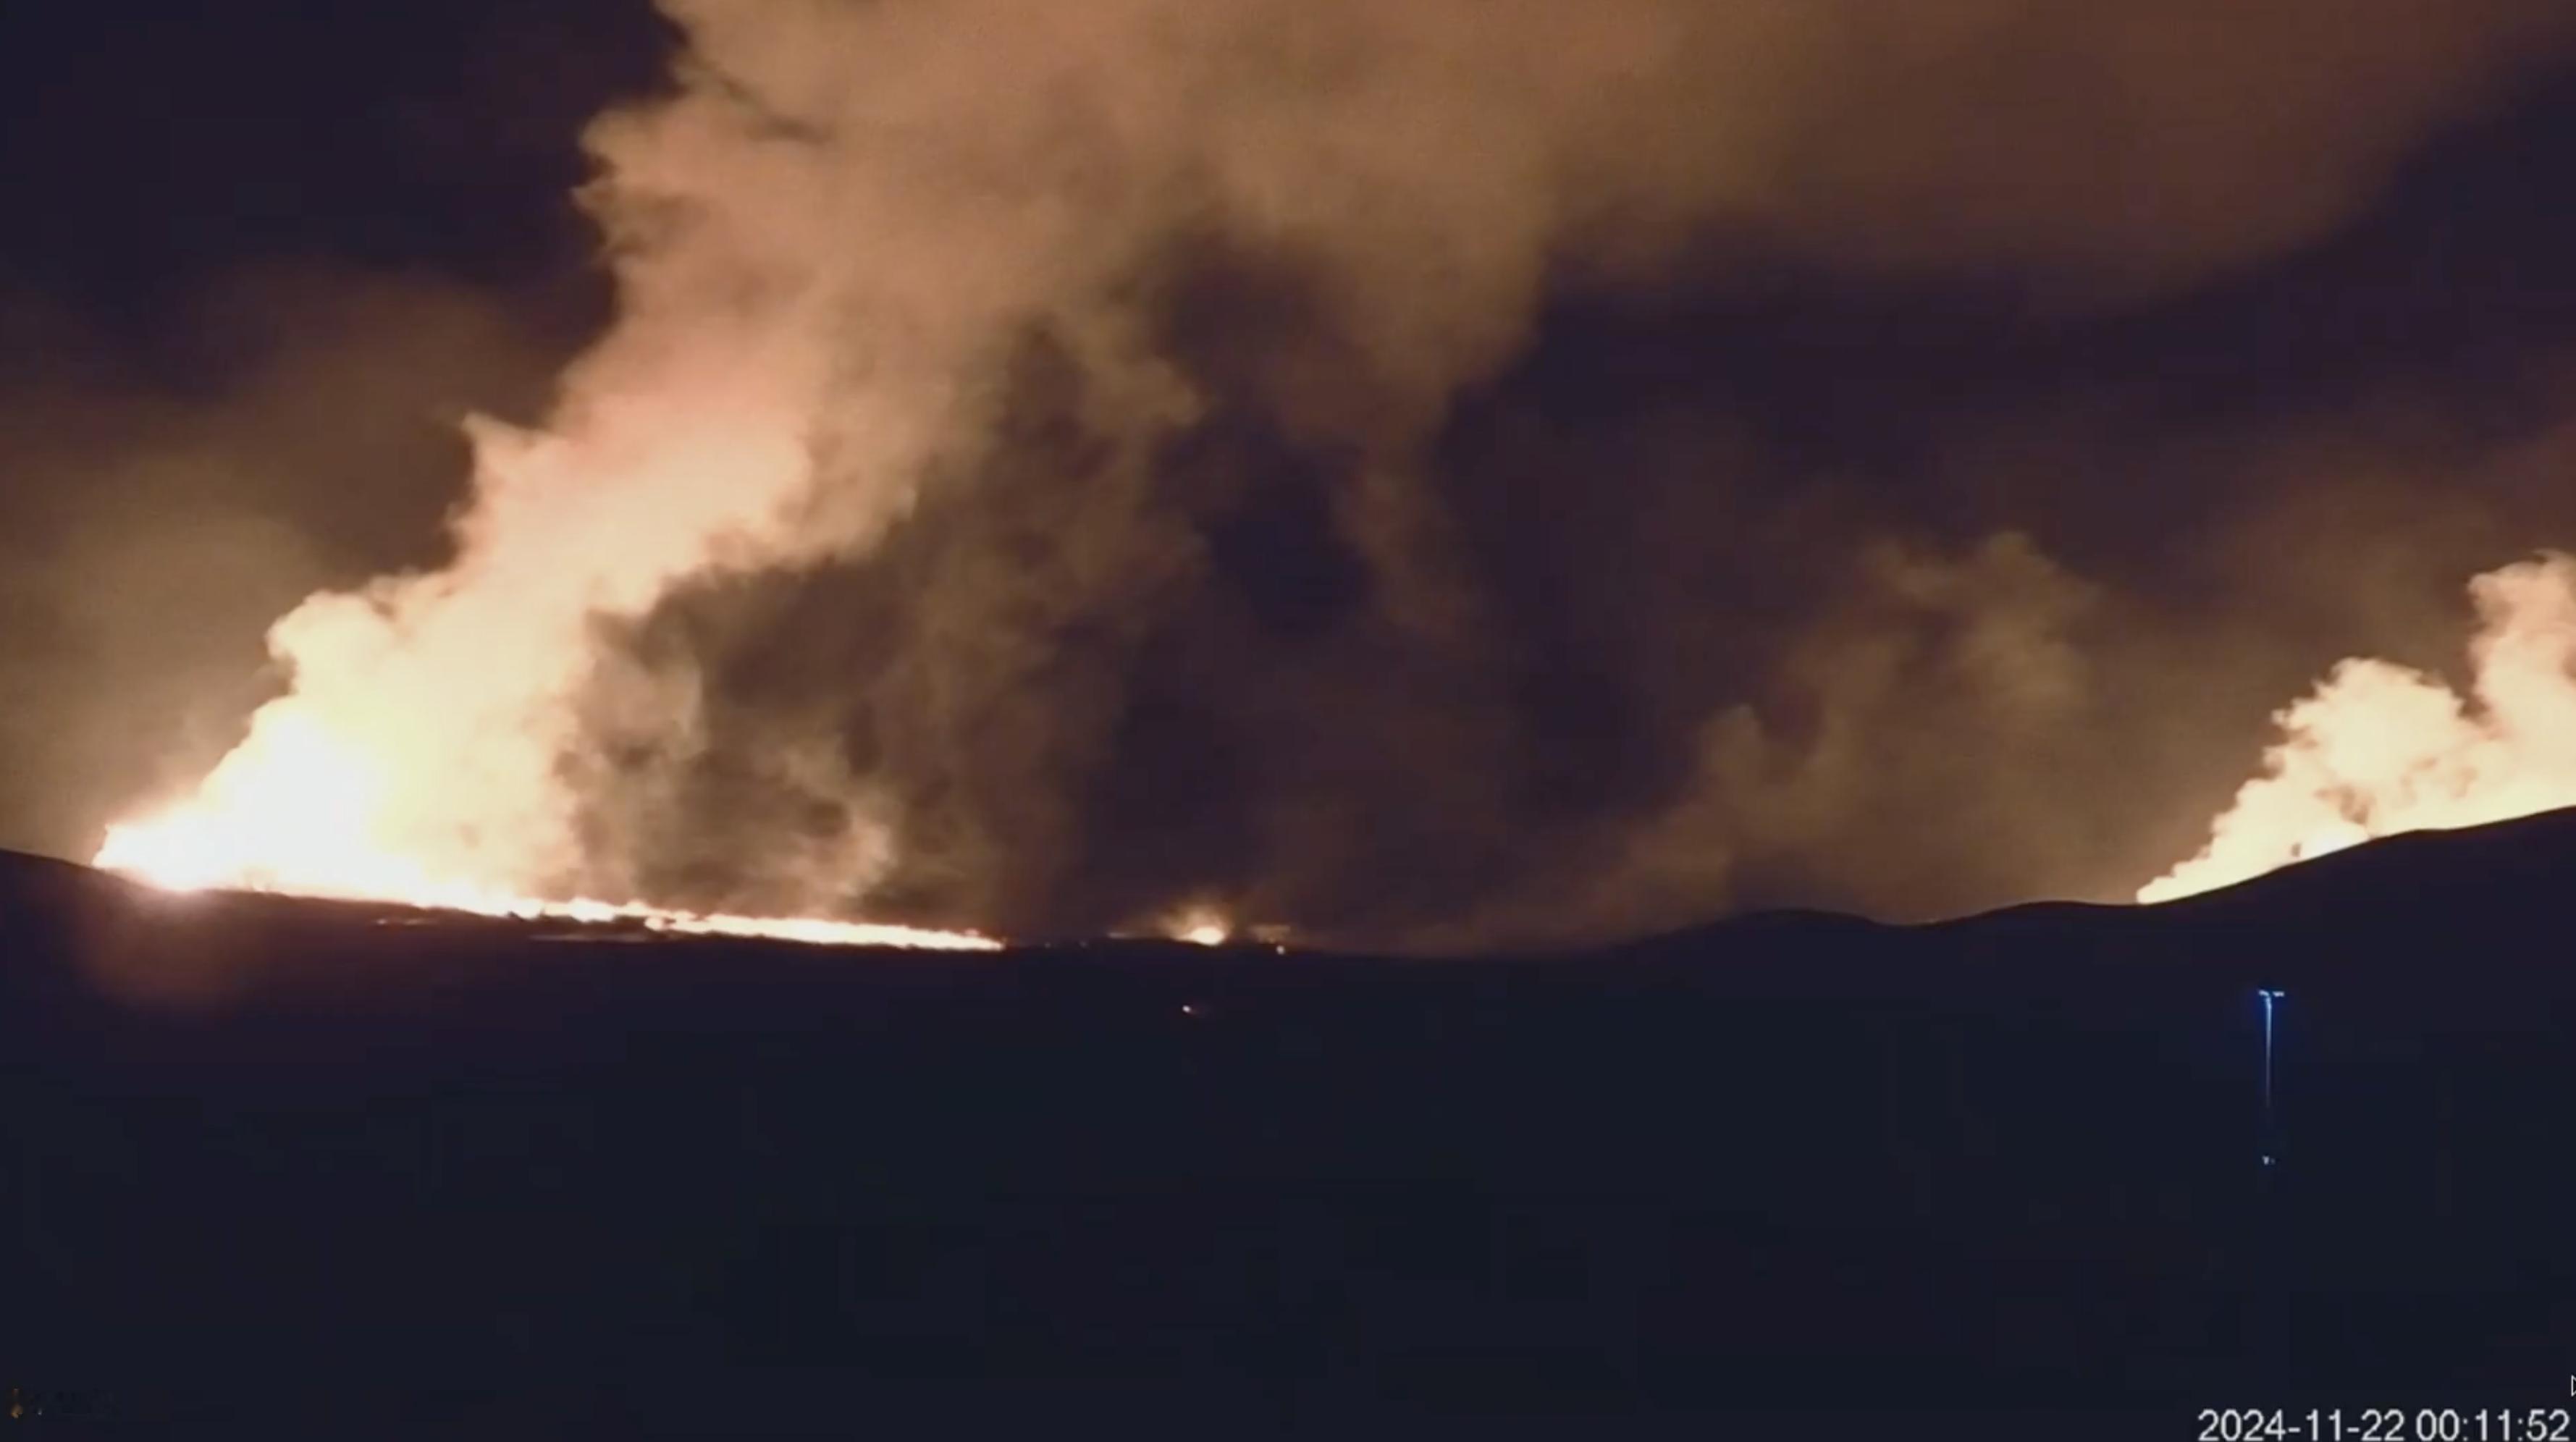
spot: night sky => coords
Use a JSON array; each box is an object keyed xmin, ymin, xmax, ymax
[{"xmin": 10, "ymin": 1, "xmax": 2576, "ymax": 945}]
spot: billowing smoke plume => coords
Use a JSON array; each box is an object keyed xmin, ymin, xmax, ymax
[
  {"xmin": 86, "ymin": 0, "xmax": 2576, "ymax": 945},
  {"xmin": 2145, "ymin": 554, "xmax": 2576, "ymax": 901},
  {"xmin": 0, "ymin": 271, "xmax": 563, "ymax": 856}
]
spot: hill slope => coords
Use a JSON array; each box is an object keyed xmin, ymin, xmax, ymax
[{"xmin": 3, "ymin": 820, "xmax": 2572, "ymax": 1426}]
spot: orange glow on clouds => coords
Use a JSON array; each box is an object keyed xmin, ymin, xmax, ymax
[
  {"xmin": 96, "ymin": 704, "xmax": 996, "ymax": 952},
  {"xmin": 2142, "ymin": 553, "xmax": 2576, "ymax": 902}
]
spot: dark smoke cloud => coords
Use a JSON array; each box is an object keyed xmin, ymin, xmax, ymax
[
  {"xmin": 546, "ymin": 0, "xmax": 2576, "ymax": 947},
  {"xmin": 15, "ymin": 0, "xmax": 2576, "ymax": 948}
]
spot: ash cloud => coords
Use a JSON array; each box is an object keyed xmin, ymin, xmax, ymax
[{"xmin": 552, "ymin": 0, "xmax": 2576, "ymax": 945}]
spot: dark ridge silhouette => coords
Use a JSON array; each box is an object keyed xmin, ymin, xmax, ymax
[{"xmin": 3, "ymin": 819, "xmax": 2572, "ymax": 1428}]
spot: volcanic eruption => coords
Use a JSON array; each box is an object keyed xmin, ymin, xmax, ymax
[
  {"xmin": 2142, "ymin": 553, "xmax": 2576, "ymax": 902},
  {"xmin": 67, "ymin": 0, "xmax": 2576, "ymax": 946}
]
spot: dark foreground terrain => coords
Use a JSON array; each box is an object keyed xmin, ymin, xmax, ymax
[{"xmin": 4, "ymin": 818, "xmax": 2574, "ymax": 1430}]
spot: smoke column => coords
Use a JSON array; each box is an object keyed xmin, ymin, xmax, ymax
[
  {"xmin": 2146, "ymin": 555, "xmax": 2576, "ymax": 901},
  {"xmin": 96, "ymin": 0, "xmax": 2576, "ymax": 945}
]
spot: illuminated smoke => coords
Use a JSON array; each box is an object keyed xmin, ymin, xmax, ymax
[
  {"xmin": 2143, "ymin": 554, "xmax": 2576, "ymax": 902},
  {"xmin": 91, "ymin": 0, "xmax": 2576, "ymax": 944}
]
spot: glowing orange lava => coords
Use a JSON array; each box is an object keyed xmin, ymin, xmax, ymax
[
  {"xmin": 95, "ymin": 714, "xmax": 998, "ymax": 952},
  {"xmin": 1160, "ymin": 903, "xmax": 1233, "ymax": 946}
]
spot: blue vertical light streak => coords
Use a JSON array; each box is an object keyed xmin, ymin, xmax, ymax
[{"xmin": 2257, "ymin": 989, "xmax": 2286, "ymax": 1168}]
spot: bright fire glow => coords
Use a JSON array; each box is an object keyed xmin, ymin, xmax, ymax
[
  {"xmin": 2142, "ymin": 553, "xmax": 2576, "ymax": 902},
  {"xmin": 95, "ymin": 714, "xmax": 996, "ymax": 952},
  {"xmin": 98, "ymin": 809, "xmax": 997, "ymax": 951},
  {"xmin": 1165, "ymin": 905, "xmax": 1233, "ymax": 947}
]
